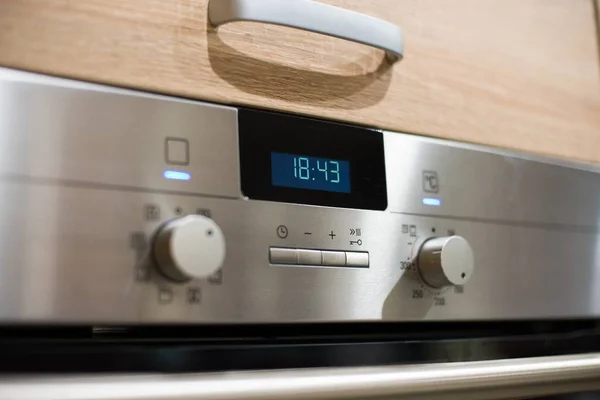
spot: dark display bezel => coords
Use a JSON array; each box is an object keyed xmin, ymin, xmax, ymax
[{"xmin": 238, "ymin": 108, "xmax": 387, "ymax": 210}]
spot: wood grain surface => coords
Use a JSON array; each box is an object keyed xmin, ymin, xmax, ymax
[
  {"xmin": 1, "ymin": 0, "xmax": 600, "ymax": 163},
  {"xmin": 596, "ymin": 0, "xmax": 600, "ymax": 47}
]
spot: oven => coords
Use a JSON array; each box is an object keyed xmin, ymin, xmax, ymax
[{"xmin": 1, "ymin": 67, "xmax": 600, "ymax": 399}]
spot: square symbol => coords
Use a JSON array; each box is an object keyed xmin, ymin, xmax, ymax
[
  {"xmin": 165, "ymin": 137, "xmax": 189, "ymax": 166},
  {"xmin": 423, "ymin": 171, "xmax": 439, "ymax": 193}
]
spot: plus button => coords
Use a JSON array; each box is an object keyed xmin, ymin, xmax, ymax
[{"xmin": 329, "ymin": 231, "xmax": 336, "ymax": 239}]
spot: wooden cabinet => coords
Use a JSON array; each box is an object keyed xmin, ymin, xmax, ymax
[{"xmin": 1, "ymin": 0, "xmax": 599, "ymax": 162}]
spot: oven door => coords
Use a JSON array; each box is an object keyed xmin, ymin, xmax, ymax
[{"xmin": 2, "ymin": 321, "xmax": 600, "ymax": 399}]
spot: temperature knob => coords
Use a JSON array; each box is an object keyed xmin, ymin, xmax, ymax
[
  {"xmin": 417, "ymin": 236, "xmax": 474, "ymax": 288},
  {"xmin": 153, "ymin": 215, "xmax": 226, "ymax": 282}
]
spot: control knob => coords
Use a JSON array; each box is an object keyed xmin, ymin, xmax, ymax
[
  {"xmin": 153, "ymin": 215, "xmax": 226, "ymax": 282},
  {"xmin": 417, "ymin": 236, "xmax": 474, "ymax": 288}
]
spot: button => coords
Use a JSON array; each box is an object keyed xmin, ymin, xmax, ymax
[
  {"xmin": 322, "ymin": 251, "xmax": 346, "ymax": 266},
  {"xmin": 297, "ymin": 249, "xmax": 321, "ymax": 265},
  {"xmin": 345, "ymin": 252, "xmax": 369, "ymax": 268},
  {"xmin": 165, "ymin": 137, "xmax": 189, "ymax": 166},
  {"xmin": 269, "ymin": 247, "xmax": 298, "ymax": 264}
]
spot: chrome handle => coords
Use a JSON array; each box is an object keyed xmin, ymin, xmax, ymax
[
  {"xmin": 3, "ymin": 353, "xmax": 600, "ymax": 399},
  {"xmin": 208, "ymin": 0, "xmax": 404, "ymax": 62}
]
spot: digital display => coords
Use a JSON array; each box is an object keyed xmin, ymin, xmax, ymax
[
  {"xmin": 239, "ymin": 108, "xmax": 387, "ymax": 210},
  {"xmin": 271, "ymin": 153, "xmax": 351, "ymax": 193}
]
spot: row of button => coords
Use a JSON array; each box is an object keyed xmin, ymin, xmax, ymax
[{"xmin": 269, "ymin": 247, "xmax": 369, "ymax": 268}]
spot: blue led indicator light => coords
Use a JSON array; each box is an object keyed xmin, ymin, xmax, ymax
[
  {"xmin": 422, "ymin": 197, "xmax": 441, "ymax": 206},
  {"xmin": 164, "ymin": 170, "xmax": 191, "ymax": 181}
]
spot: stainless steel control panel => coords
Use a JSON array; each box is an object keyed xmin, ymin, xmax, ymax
[{"xmin": 1, "ymin": 67, "xmax": 600, "ymax": 324}]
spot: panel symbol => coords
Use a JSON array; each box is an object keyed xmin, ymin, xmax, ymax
[
  {"xmin": 130, "ymin": 232, "xmax": 147, "ymax": 249},
  {"xmin": 187, "ymin": 287, "xmax": 201, "ymax": 304},
  {"xmin": 409, "ymin": 225, "xmax": 417, "ymax": 237},
  {"xmin": 277, "ymin": 225, "xmax": 289, "ymax": 239},
  {"xmin": 208, "ymin": 269, "xmax": 223, "ymax": 285},
  {"xmin": 144, "ymin": 204, "xmax": 160, "ymax": 221},
  {"xmin": 196, "ymin": 208, "xmax": 212, "ymax": 218},
  {"xmin": 158, "ymin": 287, "xmax": 173, "ymax": 304},
  {"xmin": 423, "ymin": 171, "xmax": 439, "ymax": 193},
  {"xmin": 135, "ymin": 266, "xmax": 150, "ymax": 282},
  {"xmin": 165, "ymin": 137, "xmax": 190, "ymax": 166},
  {"xmin": 349, "ymin": 228, "xmax": 362, "ymax": 236}
]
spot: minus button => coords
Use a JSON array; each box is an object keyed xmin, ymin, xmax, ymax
[{"xmin": 297, "ymin": 249, "xmax": 322, "ymax": 265}]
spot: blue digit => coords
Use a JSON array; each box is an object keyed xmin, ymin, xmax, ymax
[
  {"xmin": 293, "ymin": 157, "xmax": 297, "ymax": 178},
  {"xmin": 330, "ymin": 161, "xmax": 340, "ymax": 183},
  {"xmin": 298, "ymin": 157, "xmax": 310, "ymax": 180},
  {"xmin": 317, "ymin": 160, "xmax": 328, "ymax": 181}
]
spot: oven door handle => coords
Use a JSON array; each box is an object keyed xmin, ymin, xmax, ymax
[
  {"xmin": 3, "ymin": 353, "xmax": 600, "ymax": 399},
  {"xmin": 208, "ymin": 0, "xmax": 404, "ymax": 62}
]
